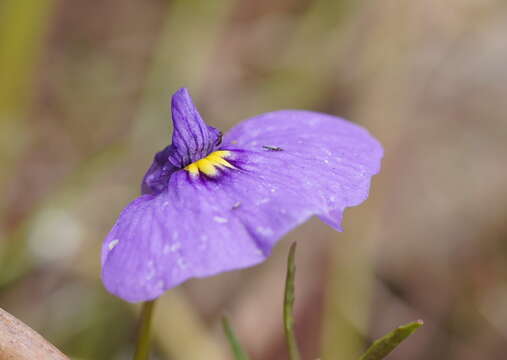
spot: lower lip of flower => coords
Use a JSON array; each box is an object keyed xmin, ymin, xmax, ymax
[{"xmin": 184, "ymin": 150, "xmax": 235, "ymax": 176}]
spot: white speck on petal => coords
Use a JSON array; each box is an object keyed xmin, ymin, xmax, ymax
[
  {"xmin": 256, "ymin": 226, "xmax": 274, "ymax": 236},
  {"xmin": 177, "ymin": 258, "xmax": 188, "ymax": 270},
  {"xmin": 256, "ymin": 198, "xmax": 270, "ymax": 205},
  {"xmin": 163, "ymin": 242, "xmax": 181, "ymax": 254},
  {"xmin": 156, "ymin": 280, "xmax": 164, "ymax": 290},
  {"xmin": 199, "ymin": 235, "xmax": 208, "ymax": 250},
  {"xmin": 323, "ymin": 159, "xmax": 329, "ymax": 164},
  {"xmin": 108, "ymin": 239, "xmax": 119, "ymax": 250},
  {"xmin": 146, "ymin": 261, "xmax": 155, "ymax": 280},
  {"xmin": 213, "ymin": 216, "xmax": 228, "ymax": 223}
]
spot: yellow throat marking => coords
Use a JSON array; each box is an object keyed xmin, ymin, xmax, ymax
[{"xmin": 184, "ymin": 150, "xmax": 234, "ymax": 176}]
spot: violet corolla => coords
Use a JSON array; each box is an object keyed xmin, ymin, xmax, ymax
[{"xmin": 101, "ymin": 88, "xmax": 383, "ymax": 302}]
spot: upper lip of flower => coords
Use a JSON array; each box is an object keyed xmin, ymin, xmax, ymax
[
  {"xmin": 141, "ymin": 88, "xmax": 228, "ymax": 195},
  {"xmin": 102, "ymin": 87, "xmax": 383, "ymax": 302}
]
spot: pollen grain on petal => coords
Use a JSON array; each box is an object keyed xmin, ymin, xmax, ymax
[{"xmin": 184, "ymin": 150, "xmax": 235, "ymax": 177}]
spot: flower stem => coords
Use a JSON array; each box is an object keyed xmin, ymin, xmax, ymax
[
  {"xmin": 133, "ymin": 300, "xmax": 157, "ymax": 360},
  {"xmin": 283, "ymin": 243, "xmax": 301, "ymax": 360}
]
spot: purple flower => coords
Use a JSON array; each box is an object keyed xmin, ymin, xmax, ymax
[{"xmin": 101, "ymin": 88, "xmax": 383, "ymax": 302}]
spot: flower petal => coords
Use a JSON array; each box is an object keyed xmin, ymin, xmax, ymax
[
  {"xmin": 102, "ymin": 110, "xmax": 382, "ymax": 302},
  {"xmin": 223, "ymin": 110, "xmax": 383, "ymax": 230},
  {"xmin": 168, "ymin": 88, "xmax": 222, "ymax": 167},
  {"xmin": 101, "ymin": 175, "xmax": 267, "ymax": 302},
  {"xmin": 141, "ymin": 145, "xmax": 179, "ymax": 195}
]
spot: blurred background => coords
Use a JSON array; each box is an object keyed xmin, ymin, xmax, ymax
[{"xmin": 1, "ymin": 0, "xmax": 507, "ymax": 359}]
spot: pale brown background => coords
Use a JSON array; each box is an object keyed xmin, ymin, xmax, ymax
[{"xmin": 1, "ymin": 1, "xmax": 507, "ymax": 359}]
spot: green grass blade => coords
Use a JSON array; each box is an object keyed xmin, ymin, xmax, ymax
[
  {"xmin": 358, "ymin": 320, "xmax": 423, "ymax": 360},
  {"xmin": 284, "ymin": 243, "xmax": 301, "ymax": 360},
  {"xmin": 0, "ymin": 0, "xmax": 55, "ymax": 214},
  {"xmin": 221, "ymin": 315, "xmax": 250, "ymax": 360}
]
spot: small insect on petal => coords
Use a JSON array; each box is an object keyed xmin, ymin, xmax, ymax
[{"xmin": 262, "ymin": 145, "xmax": 284, "ymax": 151}]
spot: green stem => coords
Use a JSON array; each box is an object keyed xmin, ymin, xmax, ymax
[
  {"xmin": 133, "ymin": 300, "xmax": 157, "ymax": 360},
  {"xmin": 221, "ymin": 315, "xmax": 251, "ymax": 360},
  {"xmin": 283, "ymin": 243, "xmax": 301, "ymax": 360}
]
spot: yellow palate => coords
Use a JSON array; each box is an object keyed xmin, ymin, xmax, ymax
[{"xmin": 184, "ymin": 150, "xmax": 234, "ymax": 176}]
